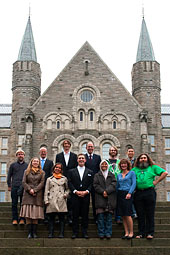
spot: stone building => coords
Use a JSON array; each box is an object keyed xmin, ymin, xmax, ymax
[{"xmin": 0, "ymin": 16, "xmax": 170, "ymax": 202}]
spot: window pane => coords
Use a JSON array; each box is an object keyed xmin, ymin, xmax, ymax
[
  {"xmin": 57, "ymin": 121, "xmax": 60, "ymax": 129},
  {"xmin": 18, "ymin": 135, "xmax": 25, "ymax": 145},
  {"xmin": 1, "ymin": 150, "xmax": 7, "ymax": 155},
  {"xmin": 1, "ymin": 163, "xmax": 7, "ymax": 175},
  {"xmin": 81, "ymin": 91, "xmax": 93, "ymax": 102},
  {"xmin": 80, "ymin": 112, "xmax": 83, "ymax": 121},
  {"xmin": 0, "ymin": 191, "xmax": 5, "ymax": 202},
  {"xmin": 148, "ymin": 135, "xmax": 155, "ymax": 145},
  {"xmin": 0, "ymin": 177, "xmax": 6, "ymax": 182},
  {"xmin": 167, "ymin": 191, "xmax": 170, "ymax": 201},
  {"xmin": 102, "ymin": 143, "xmax": 111, "ymax": 159},
  {"xmin": 165, "ymin": 138, "xmax": 170, "ymax": 148},
  {"xmin": 81, "ymin": 143, "xmax": 87, "ymax": 154},
  {"xmin": 113, "ymin": 121, "xmax": 117, "ymax": 129},
  {"xmin": 2, "ymin": 138, "xmax": 8, "ymax": 148},
  {"xmin": 165, "ymin": 150, "xmax": 170, "ymax": 155},
  {"xmin": 90, "ymin": 112, "xmax": 93, "ymax": 121}
]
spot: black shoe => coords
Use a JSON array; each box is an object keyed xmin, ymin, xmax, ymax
[
  {"xmin": 48, "ymin": 233, "xmax": 54, "ymax": 238},
  {"xmin": 122, "ymin": 235, "xmax": 128, "ymax": 239},
  {"xmin": 82, "ymin": 233, "xmax": 89, "ymax": 239},
  {"xmin": 99, "ymin": 236, "xmax": 104, "ymax": 239},
  {"xmin": 126, "ymin": 235, "xmax": 134, "ymax": 240},
  {"xmin": 28, "ymin": 233, "xmax": 33, "ymax": 239},
  {"xmin": 71, "ymin": 233, "xmax": 78, "ymax": 239}
]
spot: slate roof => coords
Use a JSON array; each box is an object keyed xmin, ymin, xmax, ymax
[
  {"xmin": 18, "ymin": 16, "xmax": 37, "ymax": 62},
  {"xmin": 136, "ymin": 17, "xmax": 155, "ymax": 62}
]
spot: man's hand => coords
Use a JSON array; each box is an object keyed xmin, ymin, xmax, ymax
[
  {"xmin": 8, "ymin": 187, "xmax": 11, "ymax": 192},
  {"xmin": 103, "ymin": 191, "xmax": 108, "ymax": 197}
]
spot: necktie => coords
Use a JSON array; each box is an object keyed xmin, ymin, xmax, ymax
[
  {"xmin": 89, "ymin": 154, "xmax": 92, "ymax": 160},
  {"xmin": 41, "ymin": 159, "xmax": 45, "ymax": 169}
]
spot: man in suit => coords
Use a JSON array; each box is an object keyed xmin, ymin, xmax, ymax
[
  {"xmin": 39, "ymin": 147, "xmax": 54, "ymax": 223},
  {"xmin": 39, "ymin": 147, "xmax": 53, "ymax": 182},
  {"xmin": 127, "ymin": 148, "xmax": 136, "ymax": 168},
  {"xmin": 85, "ymin": 142, "xmax": 101, "ymax": 223},
  {"xmin": 55, "ymin": 140, "xmax": 78, "ymax": 223},
  {"xmin": 68, "ymin": 154, "xmax": 93, "ymax": 239}
]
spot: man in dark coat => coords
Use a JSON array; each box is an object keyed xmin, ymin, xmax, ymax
[
  {"xmin": 39, "ymin": 147, "xmax": 53, "ymax": 182},
  {"xmin": 68, "ymin": 154, "xmax": 93, "ymax": 239},
  {"xmin": 85, "ymin": 142, "xmax": 101, "ymax": 222}
]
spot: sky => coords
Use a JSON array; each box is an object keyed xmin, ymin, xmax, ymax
[{"xmin": 0, "ymin": 0, "xmax": 170, "ymax": 104}]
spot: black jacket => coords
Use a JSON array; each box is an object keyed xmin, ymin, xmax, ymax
[
  {"xmin": 68, "ymin": 167, "xmax": 93, "ymax": 194},
  {"xmin": 55, "ymin": 151, "xmax": 77, "ymax": 178}
]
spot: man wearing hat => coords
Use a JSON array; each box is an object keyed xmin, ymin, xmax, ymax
[{"xmin": 7, "ymin": 149, "xmax": 28, "ymax": 225}]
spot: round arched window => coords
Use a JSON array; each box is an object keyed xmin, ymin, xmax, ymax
[{"xmin": 81, "ymin": 90, "xmax": 93, "ymax": 102}]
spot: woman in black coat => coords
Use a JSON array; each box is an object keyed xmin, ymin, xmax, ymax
[{"xmin": 93, "ymin": 160, "xmax": 117, "ymax": 239}]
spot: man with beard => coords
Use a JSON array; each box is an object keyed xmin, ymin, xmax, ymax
[
  {"xmin": 133, "ymin": 153, "xmax": 167, "ymax": 239},
  {"xmin": 7, "ymin": 149, "xmax": 28, "ymax": 225},
  {"xmin": 106, "ymin": 146, "xmax": 121, "ymax": 224}
]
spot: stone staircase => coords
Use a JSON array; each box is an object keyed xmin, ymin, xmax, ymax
[{"xmin": 0, "ymin": 202, "xmax": 170, "ymax": 254}]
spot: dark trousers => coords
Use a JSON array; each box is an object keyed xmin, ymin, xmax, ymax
[
  {"xmin": 72, "ymin": 195, "xmax": 90, "ymax": 234},
  {"xmin": 134, "ymin": 188, "xmax": 156, "ymax": 236},
  {"xmin": 91, "ymin": 187, "xmax": 97, "ymax": 221},
  {"xmin": 11, "ymin": 186, "xmax": 24, "ymax": 221}
]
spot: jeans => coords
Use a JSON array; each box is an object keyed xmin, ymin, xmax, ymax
[
  {"xmin": 97, "ymin": 212, "xmax": 112, "ymax": 237},
  {"xmin": 11, "ymin": 186, "xmax": 24, "ymax": 221}
]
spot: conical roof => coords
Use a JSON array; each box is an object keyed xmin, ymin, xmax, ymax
[
  {"xmin": 18, "ymin": 16, "xmax": 37, "ymax": 62},
  {"xmin": 136, "ymin": 18, "xmax": 155, "ymax": 62}
]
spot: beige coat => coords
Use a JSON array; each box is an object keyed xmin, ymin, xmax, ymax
[{"xmin": 44, "ymin": 175, "xmax": 69, "ymax": 213}]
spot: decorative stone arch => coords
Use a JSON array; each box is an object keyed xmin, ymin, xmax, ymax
[
  {"xmin": 98, "ymin": 134, "xmax": 121, "ymax": 159},
  {"xmin": 98, "ymin": 134, "xmax": 120, "ymax": 148},
  {"xmin": 72, "ymin": 83, "xmax": 100, "ymax": 100},
  {"xmin": 52, "ymin": 134, "xmax": 77, "ymax": 162},
  {"xmin": 76, "ymin": 134, "xmax": 99, "ymax": 153}
]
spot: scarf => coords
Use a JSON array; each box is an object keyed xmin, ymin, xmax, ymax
[
  {"xmin": 53, "ymin": 172, "xmax": 62, "ymax": 179},
  {"xmin": 32, "ymin": 167, "xmax": 39, "ymax": 173}
]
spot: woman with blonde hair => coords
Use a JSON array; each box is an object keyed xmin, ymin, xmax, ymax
[{"xmin": 20, "ymin": 157, "xmax": 45, "ymax": 238}]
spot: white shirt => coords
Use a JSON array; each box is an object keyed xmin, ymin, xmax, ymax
[
  {"xmin": 77, "ymin": 165, "xmax": 85, "ymax": 181},
  {"xmin": 64, "ymin": 151, "xmax": 70, "ymax": 166}
]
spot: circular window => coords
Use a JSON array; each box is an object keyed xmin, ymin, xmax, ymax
[{"xmin": 81, "ymin": 90, "xmax": 93, "ymax": 102}]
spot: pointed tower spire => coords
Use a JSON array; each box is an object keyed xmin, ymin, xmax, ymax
[
  {"xmin": 136, "ymin": 17, "xmax": 155, "ymax": 62},
  {"xmin": 18, "ymin": 16, "xmax": 37, "ymax": 62}
]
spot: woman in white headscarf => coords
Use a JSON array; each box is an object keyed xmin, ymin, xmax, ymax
[{"xmin": 93, "ymin": 160, "xmax": 117, "ymax": 239}]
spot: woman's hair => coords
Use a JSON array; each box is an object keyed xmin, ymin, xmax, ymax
[
  {"xmin": 52, "ymin": 163, "xmax": 63, "ymax": 174},
  {"xmin": 26, "ymin": 157, "xmax": 43, "ymax": 175},
  {"xmin": 134, "ymin": 153, "xmax": 154, "ymax": 167},
  {"xmin": 119, "ymin": 158, "xmax": 132, "ymax": 171}
]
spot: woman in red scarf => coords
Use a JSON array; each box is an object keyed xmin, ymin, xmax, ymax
[{"xmin": 44, "ymin": 163, "xmax": 69, "ymax": 238}]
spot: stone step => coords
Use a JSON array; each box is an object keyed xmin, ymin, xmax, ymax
[
  {"xmin": 0, "ymin": 238, "xmax": 169, "ymax": 247},
  {"xmin": 0, "ymin": 222, "xmax": 169, "ymax": 231},
  {"xmin": 1, "ymin": 230, "xmax": 170, "ymax": 238},
  {"xmin": 1, "ymin": 247, "xmax": 170, "ymax": 255}
]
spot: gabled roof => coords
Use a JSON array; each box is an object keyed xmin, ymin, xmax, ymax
[
  {"xmin": 18, "ymin": 16, "xmax": 37, "ymax": 62},
  {"xmin": 136, "ymin": 18, "xmax": 155, "ymax": 62}
]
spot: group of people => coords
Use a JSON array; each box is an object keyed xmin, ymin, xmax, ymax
[{"xmin": 7, "ymin": 140, "xmax": 168, "ymax": 240}]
